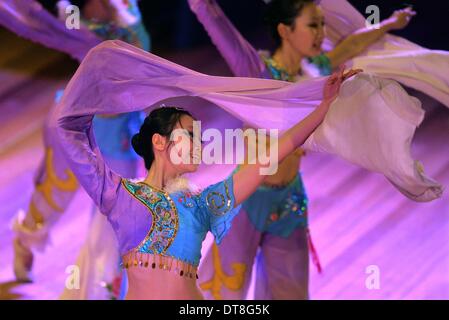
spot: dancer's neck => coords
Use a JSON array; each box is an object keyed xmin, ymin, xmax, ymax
[
  {"xmin": 272, "ymin": 44, "xmax": 304, "ymax": 76},
  {"xmin": 143, "ymin": 159, "xmax": 179, "ymax": 191}
]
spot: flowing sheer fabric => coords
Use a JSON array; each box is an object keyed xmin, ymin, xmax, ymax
[
  {"xmin": 51, "ymin": 40, "xmax": 442, "ymax": 202},
  {"xmin": 320, "ymin": 0, "xmax": 449, "ymax": 108}
]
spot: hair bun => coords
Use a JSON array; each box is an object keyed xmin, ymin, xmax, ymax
[{"xmin": 131, "ymin": 133, "xmax": 144, "ymax": 156}]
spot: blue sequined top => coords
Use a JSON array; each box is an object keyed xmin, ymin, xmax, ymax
[
  {"xmin": 115, "ymin": 175, "xmax": 241, "ymax": 266},
  {"xmin": 242, "ymin": 174, "xmax": 308, "ymax": 237},
  {"xmin": 262, "ymin": 53, "xmax": 332, "ymax": 82},
  {"xmin": 248, "ymin": 53, "xmax": 331, "ymax": 237}
]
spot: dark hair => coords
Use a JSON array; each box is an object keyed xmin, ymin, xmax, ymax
[
  {"xmin": 264, "ymin": 0, "xmax": 316, "ymax": 47},
  {"xmin": 37, "ymin": 0, "xmax": 87, "ymax": 17},
  {"xmin": 131, "ymin": 106, "xmax": 194, "ymax": 169}
]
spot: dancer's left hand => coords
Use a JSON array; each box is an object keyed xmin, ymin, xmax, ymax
[
  {"xmin": 342, "ymin": 68, "xmax": 363, "ymax": 81},
  {"xmin": 323, "ymin": 66, "xmax": 362, "ymax": 104}
]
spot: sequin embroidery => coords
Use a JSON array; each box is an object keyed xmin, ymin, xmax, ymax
[
  {"xmin": 261, "ymin": 56, "xmax": 297, "ymax": 83},
  {"xmin": 204, "ymin": 180, "xmax": 232, "ymax": 216},
  {"xmin": 266, "ymin": 191, "xmax": 308, "ymax": 227},
  {"xmin": 122, "ymin": 180, "xmax": 178, "ymax": 254}
]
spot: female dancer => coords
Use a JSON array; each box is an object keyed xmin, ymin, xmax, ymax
[
  {"xmin": 188, "ymin": 0, "xmax": 419, "ymax": 300},
  {"xmin": 3, "ymin": 0, "xmax": 150, "ymax": 299},
  {"xmin": 50, "ymin": 38, "xmax": 358, "ymax": 299}
]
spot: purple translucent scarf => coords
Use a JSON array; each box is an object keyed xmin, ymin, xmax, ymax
[{"xmin": 50, "ymin": 40, "xmax": 442, "ymax": 202}]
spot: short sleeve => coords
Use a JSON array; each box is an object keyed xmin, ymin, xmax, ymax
[{"xmin": 198, "ymin": 174, "xmax": 241, "ymax": 244}]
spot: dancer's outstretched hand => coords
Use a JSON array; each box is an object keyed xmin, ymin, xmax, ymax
[
  {"xmin": 342, "ymin": 68, "xmax": 363, "ymax": 81},
  {"xmin": 323, "ymin": 65, "xmax": 362, "ymax": 104},
  {"xmin": 387, "ymin": 7, "xmax": 416, "ymax": 30}
]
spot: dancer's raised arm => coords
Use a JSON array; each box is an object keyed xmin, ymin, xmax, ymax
[
  {"xmin": 326, "ymin": 7, "xmax": 416, "ymax": 69},
  {"xmin": 232, "ymin": 66, "xmax": 359, "ymax": 205},
  {"xmin": 188, "ymin": 0, "xmax": 265, "ymax": 77}
]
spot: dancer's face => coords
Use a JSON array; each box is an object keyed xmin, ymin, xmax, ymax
[
  {"xmin": 166, "ymin": 115, "xmax": 201, "ymax": 174},
  {"xmin": 279, "ymin": 3, "xmax": 325, "ymax": 58}
]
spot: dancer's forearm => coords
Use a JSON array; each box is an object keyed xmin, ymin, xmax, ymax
[
  {"xmin": 232, "ymin": 100, "xmax": 331, "ymax": 206},
  {"xmin": 327, "ymin": 21, "xmax": 392, "ymax": 69},
  {"xmin": 327, "ymin": 8, "xmax": 415, "ymax": 69},
  {"xmin": 188, "ymin": 0, "xmax": 264, "ymax": 77}
]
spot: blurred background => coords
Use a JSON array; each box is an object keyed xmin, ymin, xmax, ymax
[{"xmin": 140, "ymin": 0, "xmax": 449, "ymax": 52}]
